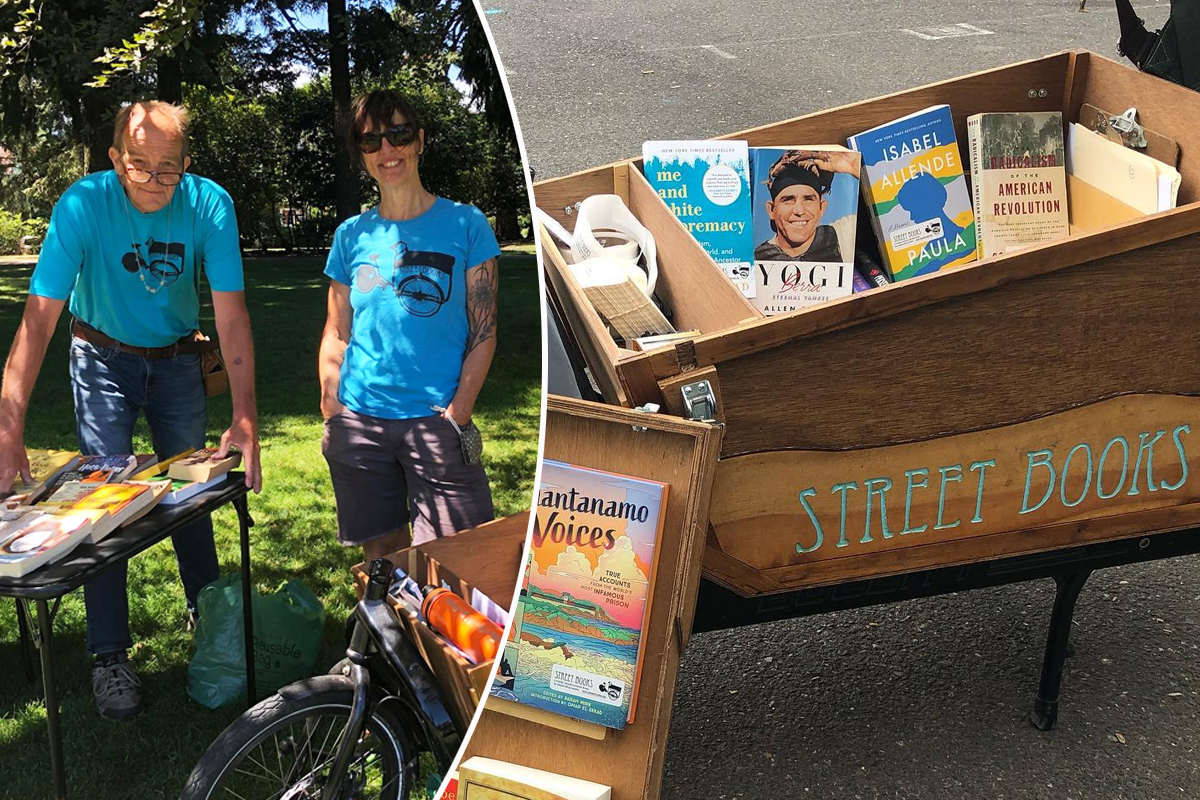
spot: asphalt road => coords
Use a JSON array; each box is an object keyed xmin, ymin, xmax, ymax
[{"xmin": 481, "ymin": 2, "xmax": 1200, "ymax": 799}]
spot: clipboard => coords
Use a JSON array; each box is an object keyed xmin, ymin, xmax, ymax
[{"xmin": 1078, "ymin": 103, "xmax": 1180, "ymax": 169}]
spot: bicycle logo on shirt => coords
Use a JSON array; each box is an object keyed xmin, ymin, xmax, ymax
[
  {"xmin": 122, "ymin": 238, "xmax": 186, "ymax": 293},
  {"xmin": 353, "ymin": 240, "xmax": 455, "ymax": 317}
]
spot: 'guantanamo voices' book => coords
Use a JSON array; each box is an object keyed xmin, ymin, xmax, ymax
[
  {"xmin": 489, "ymin": 460, "xmax": 668, "ymax": 729},
  {"xmin": 849, "ymin": 104, "xmax": 977, "ymax": 281}
]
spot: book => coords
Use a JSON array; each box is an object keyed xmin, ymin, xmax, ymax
[
  {"xmin": 443, "ymin": 774, "xmax": 459, "ymax": 800},
  {"xmin": 642, "ymin": 140, "xmax": 756, "ymax": 298},
  {"xmin": 750, "ymin": 146, "xmax": 861, "ymax": 314},
  {"xmin": 3, "ymin": 449, "xmax": 80, "ymax": 507},
  {"xmin": 50, "ymin": 481, "xmax": 160, "ymax": 543},
  {"xmin": 458, "ymin": 757, "xmax": 611, "ymax": 800},
  {"xmin": 848, "ymin": 104, "xmax": 977, "ymax": 281},
  {"xmin": 489, "ymin": 460, "xmax": 668, "ymax": 729},
  {"xmin": 154, "ymin": 473, "xmax": 228, "ymax": 506},
  {"xmin": 129, "ymin": 447, "xmax": 195, "ymax": 481},
  {"xmin": 167, "ymin": 448, "xmax": 242, "ymax": 483},
  {"xmin": 0, "ymin": 510, "xmax": 94, "ymax": 578},
  {"xmin": 967, "ymin": 111, "xmax": 1070, "ymax": 258},
  {"xmin": 50, "ymin": 454, "xmax": 140, "ymax": 488}
]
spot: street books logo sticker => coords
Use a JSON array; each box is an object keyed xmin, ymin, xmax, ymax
[
  {"xmin": 353, "ymin": 240, "xmax": 456, "ymax": 317},
  {"xmin": 121, "ymin": 238, "xmax": 186, "ymax": 293}
]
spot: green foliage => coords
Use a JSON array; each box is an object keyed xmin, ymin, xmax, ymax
[
  {"xmin": 87, "ymin": 0, "xmax": 202, "ymax": 88},
  {"xmin": 0, "ymin": 208, "xmax": 22, "ymax": 253}
]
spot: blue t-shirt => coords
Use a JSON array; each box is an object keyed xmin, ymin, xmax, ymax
[
  {"xmin": 324, "ymin": 198, "xmax": 502, "ymax": 420},
  {"xmin": 30, "ymin": 170, "xmax": 244, "ymax": 347}
]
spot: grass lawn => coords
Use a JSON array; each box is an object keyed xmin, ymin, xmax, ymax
[{"xmin": 0, "ymin": 246, "xmax": 542, "ymax": 799}]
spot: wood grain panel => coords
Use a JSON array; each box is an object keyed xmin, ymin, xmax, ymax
[
  {"xmin": 709, "ymin": 395, "xmax": 1198, "ymax": 578},
  {"xmin": 711, "ymin": 232, "xmax": 1200, "ymax": 456},
  {"xmin": 461, "ymin": 397, "xmax": 722, "ymax": 800}
]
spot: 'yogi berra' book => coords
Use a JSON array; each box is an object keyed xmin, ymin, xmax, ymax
[
  {"xmin": 848, "ymin": 104, "xmax": 977, "ymax": 281},
  {"xmin": 967, "ymin": 111, "xmax": 1069, "ymax": 258},
  {"xmin": 750, "ymin": 146, "xmax": 861, "ymax": 314},
  {"xmin": 488, "ymin": 460, "xmax": 668, "ymax": 729},
  {"xmin": 642, "ymin": 140, "xmax": 755, "ymax": 298}
]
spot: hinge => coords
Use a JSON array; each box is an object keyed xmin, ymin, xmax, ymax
[{"xmin": 680, "ymin": 380, "xmax": 717, "ymax": 422}]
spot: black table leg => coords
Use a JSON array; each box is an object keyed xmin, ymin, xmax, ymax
[
  {"xmin": 1031, "ymin": 569, "xmax": 1092, "ymax": 731},
  {"xmin": 16, "ymin": 598, "xmax": 36, "ymax": 682},
  {"xmin": 233, "ymin": 495, "xmax": 257, "ymax": 705},
  {"xmin": 36, "ymin": 598, "xmax": 67, "ymax": 800}
]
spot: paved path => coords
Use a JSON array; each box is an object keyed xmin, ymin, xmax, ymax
[{"xmin": 485, "ymin": 1, "xmax": 1200, "ymax": 797}]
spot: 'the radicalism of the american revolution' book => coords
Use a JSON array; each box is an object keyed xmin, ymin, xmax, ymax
[
  {"xmin": 643, "ymin": 140, "xmax": 755, "ymax": 298},
  {"xmin": 967, "ymin": 111, "xmax": 1069, "ymax": 259},
  {"xmin": 489, "ymin": 460, "xmax": 668, "ymax": 729},
  {"xmin": 750, "ymin": 146, "xmax": 860, "ymax": 315},
  {"xmin": 849, "ymin": 104, "xmax": 977, "ymax": 281}
]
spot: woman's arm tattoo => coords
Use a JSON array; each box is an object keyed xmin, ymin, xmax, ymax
[{"xmin": 465, "ymin": 257, "xmax": 498, "ymax": 355}]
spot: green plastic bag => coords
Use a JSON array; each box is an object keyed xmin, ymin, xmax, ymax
[{"xmin": 188, "ymin": 574, "xmax": 327, "ymax": 709}]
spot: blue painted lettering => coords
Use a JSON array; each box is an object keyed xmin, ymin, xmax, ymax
[
  {"xmin": 935, "ymin": 464, "xmax": 963, "ymax": 530},
  {"xmin": 796, "ymin": 487, "xmax": 824, "ymax": 554},
  {"xmin": 1127, "ymin": 430, "xmax": 1166, "ymax": 496},
  {"xmin": 969, "ymin": 460, "xmax": 995, "ymax": 524},
  {"xmin": 1160, "ymin": 424, "xmax": 1191, "ymax": 492},
  {"xmin": 902, "ymin": 468, "xmax": 929, "ymax": 535},
  {"xmin": 863, "ymin": 477, "xmax": 895, "ymax": 542},
  {"xmin": 1059, "ymin": 443, "xmax": 1093, "ymax": 508},
  {"xmin": 1096, "ymin": 436, "xmax": 1130, "ymax": 500},
  {"xmin": 831, "ymin": 481, "xmax": 858, "ymax": 548},
  {"xmin": 1020, "ymin": 449, "xmax": 1056, "ymax": 514}
]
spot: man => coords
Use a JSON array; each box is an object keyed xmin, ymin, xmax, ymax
[
  {"xmin": 0, "ymin": 101, "xmax": 262, "ymax": 721},
  {"xmin": 755, "ymin": 149, "xmax": 859, "ymax": 262}
]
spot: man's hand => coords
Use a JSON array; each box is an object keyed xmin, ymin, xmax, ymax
[
  {"xmin": 0, "ymin": 430, "xmax": 31, "ymax": 495},
  {"xmin": 807, "ymin": 150, "xmax": 861, "ymax": 177},
  {"xmin": 216, "ymin": 415, "xmax": 261, "ymax": 493}
]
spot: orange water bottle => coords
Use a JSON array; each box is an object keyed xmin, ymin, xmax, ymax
[{"xmin": 420, "ymin": 586, "xmax": 503, "ymax": 664}]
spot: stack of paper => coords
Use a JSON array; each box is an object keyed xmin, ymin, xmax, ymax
[{"xmin": 1066, "ymin": 123, "xmax": 1181, "ymax": 229}]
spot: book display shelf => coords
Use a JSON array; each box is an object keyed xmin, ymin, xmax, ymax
[{"xmin": 464, "ymin": 50, "xmax": 1200, "ymax": 800}]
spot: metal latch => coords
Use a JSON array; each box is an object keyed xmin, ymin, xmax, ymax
[
  {"xmin": 632, "ymin": 402, "xmax": 661, "ymax": 432},
  {"xmin": 681, "ymin": 380, "xmax": 717, "ymax": 422},
  {"xmin": 1098, "ymin": 107, "xmax": 1148, "ymax": 149}
]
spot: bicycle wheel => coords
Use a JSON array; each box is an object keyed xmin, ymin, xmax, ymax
[{"xmin": 181, "ymin": 681, "xmax": 413, "ymax": 800}]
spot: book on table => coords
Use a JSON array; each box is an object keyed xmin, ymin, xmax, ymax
[
  {"xmin": 3, "ymin": 449, "xmax": 80, "ymax": 507},
  {"xmin": 489, "ymin": 459, "xmax": 668, "ymax": 730},
  {"xmin": 44, "ymin": 481, "xmax": 166, "ymax": 543},
  {"xmin": 848, "ymin": 104, "xmax": 977, "ymax": 281},
  {"xmin": 967, "ymin": 111, "xmax": 1070, "ymax": 258},
  {"xmin": 129, "ymin": 448, "xmax": 196, "ymax": 481},
  {"xmin": 458, "ymin": 757, "xmax": 611, "ymax": 800},
  {"xmin": 0, "ymin": 509, "xmax": 96, "ymax": 578},
  {"xmin": 167, "ymin": 448, "xmax": 242, "ymax": 483},
  {"xmin": 153, "ymin": 473, "xmax": 229, "ymax": 506}
]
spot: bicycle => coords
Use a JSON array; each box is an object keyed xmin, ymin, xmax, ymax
[{"xmin": 181, "ymin": 558, "xmax": 463, "ymax": 800}]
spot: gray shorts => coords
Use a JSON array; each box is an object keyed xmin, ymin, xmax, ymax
[{"xmin": 321, "ymin": 409, "xmax": 494, "ymax": 546}]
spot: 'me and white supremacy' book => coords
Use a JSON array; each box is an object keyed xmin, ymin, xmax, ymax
[
  {"xmin": 642, "ymin": 140, "xmax": 756, "ymax": 298},
  {"xmin": 849, "ymin": 104, "xmax": 977, "ymax": 281},
  {"xmin": 490, "ymin": 460, "xmax": 668, "ymax": 729},
  {"xmin": 750, "ymin": 146, "xmax": 860, "ymax": 315}
]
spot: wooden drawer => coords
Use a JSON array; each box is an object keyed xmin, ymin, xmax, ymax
[{"xmin": 537, "ymin": 50, "xmax": 1200, "ymax": 597}]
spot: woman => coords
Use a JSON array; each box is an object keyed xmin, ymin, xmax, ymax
[{"xmin": 320, "ymin": 89, "xmax": 501, "ymax": 558}]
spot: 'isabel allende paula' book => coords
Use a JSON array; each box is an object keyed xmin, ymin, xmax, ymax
[
  {"xmin": 848, "ymin": 104, "xmax": 977, "ymax": 281},
  {"xmin": 967, "ymin": 111, "xmax": 1069, "ymax": 258},
  {"xmin": 488, "ymin": 459, "xmax": 668, "ymax": 729},
  {"xmin": 642, "ymin": 140, "xmax": 755, "ymax": 298}
]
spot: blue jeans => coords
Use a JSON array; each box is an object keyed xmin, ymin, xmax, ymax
[{"xmin": 70, "ymin": 335, "xmax": 219, "ymax": 656}]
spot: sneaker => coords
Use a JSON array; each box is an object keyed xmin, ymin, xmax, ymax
[
  {"xmin": 92, "ymin": 652, "xmax": 143, "ymax": 721},
  {"xmin": 187, "ymin": 610, "xmax": 199, "ymax": 634}
]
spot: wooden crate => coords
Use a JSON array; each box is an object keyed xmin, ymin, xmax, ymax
[
  {"xmin": 352, "ymin": 513, "xmax": 527, "ymax": 732},
  {"xmin": 538, "ymin": 50, "xmax": 1200, "ymax": 598},
  {"xmin": 461, "ymin": 396, "xmax": 724, "ymax": 800}
]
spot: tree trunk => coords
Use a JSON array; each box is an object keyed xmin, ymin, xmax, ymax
[
  {"xmin": 495, "ymin": 205, "xmax": 521, "ymax": 242},
  {"xmin": 157, "ymin": 54, "xmax": 184, "ymax": 104},
  {"xmin": 328, "ymin": 0, "xmax": 358, "ymax": 222},
  {"xmin": 84, "ymin": 93, "xmax": 114, "ymax": 173}
]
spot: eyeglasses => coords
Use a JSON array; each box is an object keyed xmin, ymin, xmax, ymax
[
  {"xmin": 357, "ymin": 124, "xmax": 417, "ymax": 154},
  {"xmin": 124, "ymin": 163, "xmax": 183, "ymax": 187}
]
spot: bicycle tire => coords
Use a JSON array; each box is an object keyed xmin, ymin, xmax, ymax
[{"xmin": 180, "ymin": 678, "xmax": 414, "ymax": 800}]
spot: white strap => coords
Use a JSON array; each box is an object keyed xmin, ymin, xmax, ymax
[{"xmin": 572, "ymin": 195, "xmax": 657, "ymax": 295}]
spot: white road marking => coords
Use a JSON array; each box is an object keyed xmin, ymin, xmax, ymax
[
  {"xmin": 900, "ymin": 22, "xmax": 995, "ymax": 41},
  {"xmin": 701, "ymin": 44, "xmax": 738, "ymax": 60}
]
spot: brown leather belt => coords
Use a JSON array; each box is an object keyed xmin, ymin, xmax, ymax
[{"xmin": 71, "ymin": 321, "xmax": 217, "ymax": 359}]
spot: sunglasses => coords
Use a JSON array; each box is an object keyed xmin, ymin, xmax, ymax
[{"xmin": 357, "ymin": 124, "xmax": 418, "ymax": 154}]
